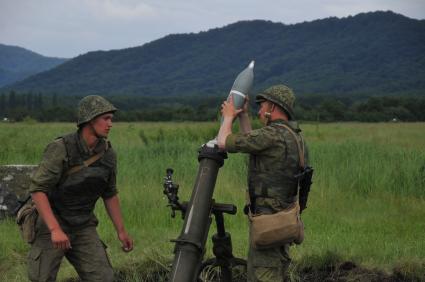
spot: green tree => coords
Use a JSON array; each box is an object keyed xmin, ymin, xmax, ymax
[
  {"xmin": 0, "ymin": 94, "xmax": 5, "ymax": 115},
  {"xmin": 8, "ymin": 91, "xmax": 17, "ymax": 109},
  {"xmin": 26, "ymin": 92, "xmax": 34, "ymax": 111},
  {"xmin": 52, "ymin": 93, "xmax": 58, "ymax": 107},
  {"xmin": 36, "ymin": 93, "xmax": 44, "ymax": 109}
]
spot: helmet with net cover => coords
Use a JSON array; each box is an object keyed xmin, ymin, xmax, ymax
[
  {"xmin": 77, "ymin": 95, "xmax": 117, "ymax": 126},
  {"xmin": 255, "ymin": 84, "xmax": 295, "ymax": 119}
]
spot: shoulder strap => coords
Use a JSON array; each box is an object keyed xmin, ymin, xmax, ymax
[
  {"xmin": 276, "ymin": 124, "xmax": 305, "ymax": 168},
  {"xmin": 65, "ymin": 141, "xmax": 109, "ymax": 176}
]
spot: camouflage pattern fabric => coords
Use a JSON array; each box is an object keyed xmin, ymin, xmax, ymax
[
  {"xmin": 28, "ymin": 131, "xmax": 117, "ymax": 281},
  {"xmin": 226, "ymin": 120, "xmax": 307, "ymax": 208},
  {"xmin": 247, "ymin": 228, "xmax": 291, "ymax": 282},
  {"xmin": 226, "ymin": 119, "xmax": 308, "ymax": 281},
  {"xmin": 256, "ymin": 85, "xmax": 296, "ymax": 120},
  {"xmin": 77, "ymin": 95, "xmax": 117, "ymax": 126}
]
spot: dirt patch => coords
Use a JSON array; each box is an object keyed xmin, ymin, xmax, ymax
[
  {"xmin": 63, "ymin": 259, "xmax": 424, "ymax": 282},
  {"xmin": 296, "ymin": 261, "xmax": 423, "ymax": 282}
]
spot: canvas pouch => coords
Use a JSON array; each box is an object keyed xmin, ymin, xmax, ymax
[
  {"xmin": 16, "ymin": 200, "xmax": 38, "ymax": 244},
  {"xmin": 249, "ymin": 201, "xmax": 304, "ymax": 249}
]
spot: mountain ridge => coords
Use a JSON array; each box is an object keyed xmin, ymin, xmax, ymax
[
  {"xmin": 3, "ymin": 11, "xmax": 425, "ymax": 97},
  {"xmin": 0, "ymin": 43, "xmax": 68, "ymax": 87}
]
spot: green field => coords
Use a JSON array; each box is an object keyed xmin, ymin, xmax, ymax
[{"xmin": 0, "ymin": 122, "xmax": 424, "ymax": 281}]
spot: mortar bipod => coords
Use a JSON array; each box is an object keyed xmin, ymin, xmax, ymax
[
  {"xmin": 197, "ymin": 201, "xmax": 247, "ymax": 282},
  {"xmin": 163, "ymin": 168, "xmax": 247, "ymax": 281}
]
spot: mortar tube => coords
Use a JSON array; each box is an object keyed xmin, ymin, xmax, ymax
[{"xmin": 169, "ymin": 144, "xmax": 227, "ymax": 282}]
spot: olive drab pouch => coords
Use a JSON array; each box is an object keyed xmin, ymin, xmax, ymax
[
  {"xmin": 16, "ymin": 199, "xmax": 38, "ymax": 244},
  {"xmin": 249, "ymin": 201, "xmax": 304, "ymax": 249}
]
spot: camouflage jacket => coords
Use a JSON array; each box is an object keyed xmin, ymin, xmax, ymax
[
  {"xmin": 29, "ymin": 131, "xmax": 117, "ymax": 227},
  {"xmin": 225, "ymin": 119, "xmax": 308, "ymax": 213}
]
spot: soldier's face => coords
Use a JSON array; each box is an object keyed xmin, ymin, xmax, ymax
[
  {"xmin": 257, "ymin": 101, "xmax": 271, "ymax": 125},
  {"xmin": 91, "ymin": 113, "xmax": 113, "ymax": 138}
]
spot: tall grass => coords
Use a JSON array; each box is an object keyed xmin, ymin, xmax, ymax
[{"xmin": 0, "ymin": 122, "xmax": 424, "ymax": 281}]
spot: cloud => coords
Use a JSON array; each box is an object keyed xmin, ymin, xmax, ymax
[{"xmin": 86, "ymin": 0, "xmax": 156, "ymax": 21}]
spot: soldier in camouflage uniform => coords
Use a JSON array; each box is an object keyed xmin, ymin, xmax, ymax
[
  {"xmin": 218, "ymin": 85, "xmax": 309, "ymax": 281},
  {"xmin": 28, "ymin": 95, "xmax": 133, "ymax": 282}
]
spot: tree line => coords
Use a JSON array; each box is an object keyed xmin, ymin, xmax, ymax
[{"xmin": 1, "ymin": 91, "xmax": 425, "ymax": 122}]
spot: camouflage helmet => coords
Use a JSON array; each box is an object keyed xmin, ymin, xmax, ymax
[
  {"xmin": 256, "ymin": 84, "xmax": 295, "ymax": 119},
  {"xmin": 77, "ymin": 95, "xmax": 117, "ymax": 126}
]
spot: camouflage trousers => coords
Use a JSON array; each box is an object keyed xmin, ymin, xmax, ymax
[
  {"xmin": 27, "ymin": 216, "xmax": 114, "ymax": 282},
  {"xmin": 247, "ymin": 223, "xmax": 291, "ymax": 282}
]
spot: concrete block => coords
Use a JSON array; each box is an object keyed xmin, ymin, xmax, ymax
[{"xmin": 0, "ymin": 165, "xmax": 37, "ymax": 219}]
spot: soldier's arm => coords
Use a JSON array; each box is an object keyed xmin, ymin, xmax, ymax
[
  {"xmin": 103, "ymin": 196, "xmax": 133, "ymax": 252},
  {"xmin": 102, "ymin": 149, "xmax": 133, "ymax": 252},
  {"xmin": 238, "ymin": 96, "xmax": 252, "ymax": 134},
  {"xmin": 238, "ymin": 112, "xmax": 252, "ymax": 134},
  {"xmin": 32, "ymin": 192, "xmax": 71, "ymax": 249},
  {"xmin": 30, "ymin": 140, "xmax": 71, "ymax": 250},
  {"xmin": 225, "ymin": 127, "xmax": 275, "ymax": 154},
  {"xmin": 217, "ymin": 96, "xmax": 243, "ymax": 150},
  {"xmin": 217, "ymin": 116, "xmax": 233, "ymax": 150}
]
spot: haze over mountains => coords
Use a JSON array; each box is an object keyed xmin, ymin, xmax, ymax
[
  {"xmin": 2, "ymin": 11, "xmax": 425, "ymax": 97},
  {"xmin": 0, "ymin": 44, "xmax": 67, "ymax": 87}
]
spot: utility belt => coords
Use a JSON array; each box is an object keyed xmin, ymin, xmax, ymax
[
  {"xmin": 244, "ymin": 195, "xmax": 297, "ymax": 215},
  {"xmin": 247, "ymin": 182, "xmax": 298, "ymax": 214}
]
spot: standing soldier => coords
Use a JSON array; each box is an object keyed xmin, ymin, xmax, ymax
[
  {"xmin": 28, "ymin": 95, "xmax": 133, "ymax": 281},
  {"xmin": 218, "ymin": 85, "xmax": 309, "ymax": 281}
]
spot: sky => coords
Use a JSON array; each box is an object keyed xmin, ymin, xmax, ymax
[{"xmin": 1, "ymin": 0, "xmax": 424, "ymax": 58}]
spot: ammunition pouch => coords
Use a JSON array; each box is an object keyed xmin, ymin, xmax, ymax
[
  {"xmin": 16, "ymin": 200, "xmax": 38, "ymax": 244},
  {"xmin": 249, "ymin": 201, "xmax": 304, "ymax": 249}
]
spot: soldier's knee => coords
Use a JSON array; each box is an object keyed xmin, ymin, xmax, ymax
[
  {"xmin": 28, "ymin": 246, "xmax": 63, "ymax": 282},
  {"xmin": 247, "ymin": 245, "xmax": 291, "ymax": 282},
  {"xmin": 100, "ymin": 266, "xmax": 115, "ymax": 282},
  {"xmin": 74, "ymin": 256, "xmax": 114, "ymax": 282},
  {"xmin": 76, "ymin": 265, "xmax": 114, "ymax": 282},
  {"xmin": 28, "ymin": 247, "xmax": 42, "ymax": 281}
]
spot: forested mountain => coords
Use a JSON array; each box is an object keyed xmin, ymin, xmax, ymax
[
  {"xmin": 3, "ymin": 11, "xmax": 425, "ymax": 97},
  {"xmin": 0, "ymin": 44, "xmax": 67, "ymax": 87}
]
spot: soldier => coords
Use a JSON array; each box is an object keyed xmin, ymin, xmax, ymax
[
  {"xmin": 28, "ymin": 95, "xmax": 133, "ymax": 282},
  {"xmin": 217, "ymin": 84, "xmax": 309, "ymax": 281}
]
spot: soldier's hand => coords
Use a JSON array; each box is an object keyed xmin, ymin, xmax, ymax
[
  {"xmin": 221, "ymin": 95, "xmax": 243, "ymax": 119},
  {"xmin": 118, "ymin": 231, "xmax": 134, "ymax": 252},
  {"xmin": 240, "ymin": 95, "xmax": 250, "ymax": 115},
  {"xmin": 51, "ymin": 228, "xmax": 71, "ymax": 250}
]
